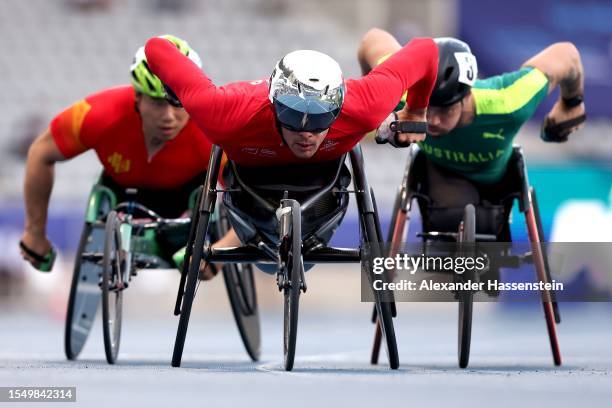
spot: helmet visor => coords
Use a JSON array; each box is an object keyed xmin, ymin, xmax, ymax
[{"xmin": 273, "ymin": 95, "xmax": 341, "ymax": 133}]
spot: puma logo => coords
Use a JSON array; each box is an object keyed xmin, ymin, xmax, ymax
[{"xmin": 483, "ymin": 129, "xmax": 505, "ymax": 141}]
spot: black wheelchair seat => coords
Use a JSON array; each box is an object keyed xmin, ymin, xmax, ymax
[
  {"xmin": 222, "ymin": 156, "xmax": 351, "ymax": 248},
  {"xmin": 409, "ymin": 147, "xmax": 526, "ymax": 240}
]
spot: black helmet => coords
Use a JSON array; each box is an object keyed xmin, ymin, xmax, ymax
[{"xmin": 430, "ymin": 37, "xmax": 478, "ymax": 107}]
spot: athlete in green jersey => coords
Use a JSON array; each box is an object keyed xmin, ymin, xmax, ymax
[{"xmin": 358, "ymin": 28, "xmax": 586, "ymax": 207}]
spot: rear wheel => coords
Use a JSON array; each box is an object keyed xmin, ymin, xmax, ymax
[
  {"xmin": 65, "ymin": 222, "xmax": 103, "ymax": 360},
  {"xmin": 458, "ymin": 204, "xmax": 475, "ymax": 368},
  {"xmin": 101, "ymin": 211, "xmax": 125, "ymax": 364},
  {"xmin": 218, "ymin": 204, "xmax": 261, "ymax": 361}
]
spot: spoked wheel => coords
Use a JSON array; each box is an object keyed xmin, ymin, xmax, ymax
[
  {"xmin": 65, "ymin": 222, "xmax": 105, "ymax": 360},
  {"xmin": 101, "ymin": 211, "xmax": 126, "ymax": 364},
  {"xmin": 363, "ymin": 211, "xmax": 399, "ymax": 370},
  {"xmin": 218, "ymin": 206, "xmax": 261, "ymax": 361},
  {"xmin": 457, "ymin": 204, "xmax": 476, "ymax": 368},
  {"xmin": 280, "ymin": 200, "xmax": 302, "ymax": 371}
]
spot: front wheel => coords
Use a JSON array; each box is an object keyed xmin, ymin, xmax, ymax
[
  {"xmin": 102, "ymin": 211, "xmax": 125, "ymax": 364},
  {"xmin": 281, "ymin": 201, "xmax": 302, "ymax": 371},
  {"xmin": 457, "ymin": 204, "xmax": 476, "ymax": 368}
]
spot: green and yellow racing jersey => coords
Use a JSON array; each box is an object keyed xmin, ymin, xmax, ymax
[{"xmin": 418, "ymin": 67, "xmax": 549, "ymax": 184}]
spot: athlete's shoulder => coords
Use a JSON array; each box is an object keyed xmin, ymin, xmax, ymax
[
  {"xmin": 76, "ymin": 85, "xmax": 138, "ymax": 130},
  {"xmin": 472, "ymin": 67, "xmax": 549, "ymax": 116},
  {"xmin": 474, "ymin": 67, "xmax": 548, "ymax": 91},
  {"xmin": 84, "ymin": 86, "xmax": 135, "ymax": 115}
]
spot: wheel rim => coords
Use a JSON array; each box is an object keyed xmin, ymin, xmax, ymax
[{"xmin": 102, "ymin": 213, "xmax": 124, "ymax": 363}]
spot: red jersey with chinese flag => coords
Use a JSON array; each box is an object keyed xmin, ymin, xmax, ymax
[{"xmin": 50, "ymin": 86, "xmax": 213, "ymax": 189}]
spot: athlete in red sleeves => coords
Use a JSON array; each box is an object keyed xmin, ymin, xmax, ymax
[
  {"xmin": 144, "ymin": 36, "xmax": 438, "ymax": 166},
  {"xmin": 143, "ymin": 36, "xmax": 437, "ymax": 248},
  {"xmin": 20, "ymin": 35, "xmax": 229, "ymax": 278}
]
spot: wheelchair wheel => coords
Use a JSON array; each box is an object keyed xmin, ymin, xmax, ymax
[
  {"xmin": 223, "ymin": 264, "xmax": 260, "ymax": 361},
  {"xmin": 363, "ymin": 211, "xmax": 399, "ymax": 370},
  {"xmin": 172, "ymin": 209, "xmax": 212, "ymax": 367},
  {"xmin": 101, "ymin": 211, "xmax": 125, "ymax": 364},
  {"xmin": 282, "ymin": 200, "xmax": 302, "ymax": 371},
  {"xmin": 65, "ymin": 222, "xmax": 104, "ymax": 360},
  {"xmin": 458, "ymin": 204, "xmax": 475, "ymax": 368},
  {"xmin": 530, "ymin": 187, "xmax": 561, "ymax": 324},
  {"xmin": 371, "ymin": 187, "xmax": 408, "ymax": 365},
  {"xmin": 218, "ymin": 205, "xmax": 261, "ymax": 361}
]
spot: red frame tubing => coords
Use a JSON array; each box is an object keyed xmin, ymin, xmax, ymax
[
  {"xmin": 371, "ymin": 208, "xmax": 408, "ymax": 365},
  {"xmin": 525, "ymin": 196, "xmax": 562, "ymax": 366}
]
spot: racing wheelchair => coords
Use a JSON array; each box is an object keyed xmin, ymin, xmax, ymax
[
  {"xmin": 64, "ymin": 176, "xmax": 259, "ymax": 364},
  {"xmin": 370, "ymin": 145, "xmax": 562, "ymax": 368},
  {"xmin": 172, "ymin": 143, "xmax": 399, "ymax": 371}
]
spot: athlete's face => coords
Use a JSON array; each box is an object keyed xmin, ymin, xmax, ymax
[
  {"xmin": 426, "ymin": 100, "xmax": 463, "ymax": 136},
  {"xmin": 136, "ymin": 93, "xmax": 189, "ymax": 143},
  {"xmin": 281, "ymin": 127, "xmax": 329, "ymax": 159}
]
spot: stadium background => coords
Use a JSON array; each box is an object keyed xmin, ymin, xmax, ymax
[{"xmin": 0, "ymin": 0, "xmax": 610, "ymax": 382}]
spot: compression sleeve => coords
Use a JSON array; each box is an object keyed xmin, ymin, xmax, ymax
[
  {"xmin": 345, "ymin": 38, "xmax": 438, "ymax": 130},
  {"xmin": 144, "ymin": 37, "xmax": 255, "ymax": 137}
]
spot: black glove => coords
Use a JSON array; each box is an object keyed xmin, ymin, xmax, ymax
[
  {"xmin": 375, "ymin": 112, "xmax": 427, "ymax": 148},
  {"xmin": 540, "ymin": 114, "xmax": 586, "ymax": 143}
]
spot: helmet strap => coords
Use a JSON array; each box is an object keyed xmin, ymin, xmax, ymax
[{"xmin": 274, "ymin": 118, "xmax": 288, "ymax": 146}]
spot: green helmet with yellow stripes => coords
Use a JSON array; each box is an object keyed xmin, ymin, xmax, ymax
[{"xmin": 130, "ymin": 34, "xmax": 202, "ymax": 99}]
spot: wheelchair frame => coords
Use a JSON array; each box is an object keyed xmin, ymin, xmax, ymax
[
  {"xmin": 370, "ymin": 145, "xmax": 562, "ymax": 368},
  {"xmin": 172, "ymin": 143, "xmax": 400, "ymax": 371}
]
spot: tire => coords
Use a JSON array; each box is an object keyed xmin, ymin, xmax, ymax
[
  {"xmin": 223, "ymin": 263, "xmax": 261, "ymax": 361},
  {"xmin": 530, "ymin": 187, "xmax": 561, "ymax": 324},
  {"xmin": 102, "ymin": 211, "xmax": 125, "ymax": 364},
  {"xmin": 65, "ymin": 222, "xmax": 103, "ymax": 360},
  {"xmin": 363, "ymin": 212, "xmax": 399, "ymax": 370},
  {"xmin": 283, "ymin": 202, "xmax": 302, "ymax": 371},
  {"xmin": 458, "ymin": 204, "xmax": 475, "ymax": 369},
  {"xmin": 172, "ymin": 211, "xmax": 211, "ymax": 367},
  {"xmin": 371, "ymin": 187, "xmax": 407, "ymax": 366}
]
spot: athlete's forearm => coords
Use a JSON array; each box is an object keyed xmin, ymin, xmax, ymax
[
  {"xmin": 145, "ymin": 37, "xmax": 248, "ymax": 139},
  {"xmin": 145, "ymin": 37, "xmax": 215, "ymax": 94},
  {"xmin": 378, "ymin": 38, "xmax": 438, "ymax": 110},
  {"xmin": 351, "ymin": 37, "xmax": 437, "ymax": 130},
  {"xmin": 522, "ymin": 42, "xmax": 584, "ymax": 98},
  {"xmin": 23, "ymin": 134, "xmax": 58, "ymax": 236}
]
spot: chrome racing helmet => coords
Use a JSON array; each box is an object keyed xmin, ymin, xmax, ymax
[
  {"xmin": 430, "ymin": 38, "xmax": 478, "ymax": 107},
  {"xmin": 269, "ymin": 50, "xmax": 345, "ymax": 133}
]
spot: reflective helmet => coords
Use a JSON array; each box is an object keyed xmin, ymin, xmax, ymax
[
  {"xmin": 430, "ymin": 38, "xmax": 478, "ymax": 107},
  {"xmin": 130, "ymin": 34, "xmax": 202, "ymax": 99},
  {"xmin": 269, "ymin": 50, "xmax": 345, "ymax": 133}
]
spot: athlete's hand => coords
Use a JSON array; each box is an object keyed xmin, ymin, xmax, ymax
[
  {"xmin": 19, "ymin": 231, "xmax": 53, "ymax": 269},
  {"xmin": 541, "ymin": 99, "xmax": 586, "ymax": 142},
  {"xmin": 396, "ymin": 108, "xmax": 427, "ymax": 144}
]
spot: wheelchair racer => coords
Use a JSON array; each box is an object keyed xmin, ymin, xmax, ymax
[
  {"xmin": 20, "ymin": 35, "xmax": 229, "ymax": 279},
  {"xmin": 143, "ymin": 35, "xmax": 438, "ymax": 254},
  {"xmin": 359, "ymin": 28, "xmax": 586, "ymax": 238}
]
